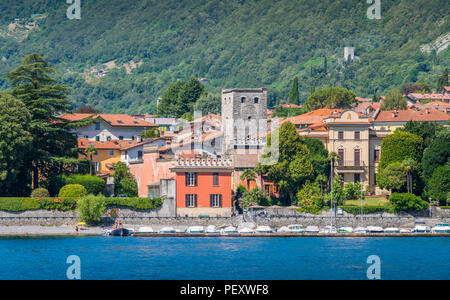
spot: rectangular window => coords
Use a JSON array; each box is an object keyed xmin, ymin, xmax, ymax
[
  {"xmin": 210, "ymin": 194, "xmax": 222, "ymax": 208},
  {"xmin": 107, "ymin": 136, "xmax": 111, "ymax": 141},
  {"xmin": 338, "ymin": 149, "xmax": 344, "ymax": 166},
  {"xmin": 185, "ymin": 173, "xmax": 197, "ymax": 186},
  {"xmin": 95, "ymin": 136, "xmax": 100, "ymax": 141},
  {"xmin": 338, "ymin": 131, "xmax": 344, "ymax": 140},
  {"xmin": 95, "ymin": 123, "xmax": 100, "ymax": 130},
  {"xmin": 119, "ymin": 136, "xmax": 124, "ymax": 140},
  {"xmin": 354, "ymin": 174, "xmax": 360, "ymax": 183},
  {"xmin": 374, "ymin": 173, "xmax": 377, "ymax": 186},
  {"xmin": 148, "ymin": 185, "xmax": 160, "ymax": 198},
  {"xmin": 185, "ymin": 194, "xmax": 197, "ymax": 207},
  {"xmin": 354, "ymin": 131, "xmax": 360, "ymax": 140},
  {"xmin": 213, "ymin": 173, "xmax": 219, "ymax": 186},
  {"xmin": 109, "ymin": 150, "xmax": 115, "ymax": 156},
  {"xmin": 138, "ymin": 151, "xmax": 143, "ymax": 160},
  {"xmin": 374, "ymin": 149, "xmax": 380, "ymax": 162},
  {"xmin": 354, "ymin": 149, "xmax": 360, "ymax": 166}
]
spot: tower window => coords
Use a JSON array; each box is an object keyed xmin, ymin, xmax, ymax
[
  {"xmin": 254, "ymin": 97, "xmax": 259, "ymax": 104},
  {"xmin": 241, "ymin": 97, "xmax": 246, "ymax": 103}
]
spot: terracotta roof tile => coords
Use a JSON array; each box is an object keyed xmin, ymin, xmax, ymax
[{"xmin": 375, "ymin": 109, "xmax": 449, "ymax": 122}]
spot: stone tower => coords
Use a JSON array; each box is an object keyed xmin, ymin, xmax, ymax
[{"xmin": 221, "ymin": 88, "xmax": 267, "ymax": 154}]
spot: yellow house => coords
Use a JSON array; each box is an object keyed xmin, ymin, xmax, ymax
[{"xmin": 78, "ymin": 138, "xmax": 139, "ymax": 175}]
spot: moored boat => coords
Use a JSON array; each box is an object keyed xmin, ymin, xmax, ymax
[
  {"xmin": 338, "ymin": 227, "xmax": 353, "ymax": 233},
  {"xmin": 319, "ymin": 226, "xmax": 337, "ymax": 234},
  {"xmin": 255, "ymin": 226, "xmax": 272, "ymax": 233},
  {"xmin": 221, "ymin": 226, "xmax": 238, "ymax": 234},
  {"xmin": 367, "ymin": 226, "xmax": 383, "ymax": 233},
  {"xmin": 287, "ymin": 224, "xmax": 304, "ymax": 233},
  {"xmin": 384, "ymin": 227, "xmax": 400, "ymax": 233},
  {"xmin": 187, "ymin": 226, "xmax": 204, "ymax": 233},
  {"xmin": 205, "ymin": 225, "xmax": 218, "ymax": 233},
  {"xmin": 305, "ymin": 226, "xmax": 320, "ymax": 233},
  {"xmin": 354, "ymin": 227, "xmax": 368, "ymax": 233},
  {"xmin": 108, "ymin": 227, "xmax": 132, "ymax": 237},
  {"xmin": 431, "ymin": 223, "xmax": 450, "ymax": 233},
  {"xmin": 238, "ymin": 227, "xmax": 255, "ymax": 234},
  {"xmin": 159, "ymin": 226, "xmax": 176, "ymax": 234}
]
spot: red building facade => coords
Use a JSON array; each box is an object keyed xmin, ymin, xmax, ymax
[{"xmin": 171, "ymin": 158, "xmax": 233, "ymax": 217}]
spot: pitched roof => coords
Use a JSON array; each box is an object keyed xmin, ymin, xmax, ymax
[
  {"xmin": 77, "ymin": 138, "xmax": 139, "ymax": 150},
  {"xmin": 374, "ymin": 109, "xmax": 449, "ymax": 123},
  {"xmin": 407, "ymin": 92, "xmax": 450, "ymax": 102},
  {"xmin": 58, "ymin": 113, "xmax": 157, "ymax": 127},
  {"xmin": 421, "ymin": 101, "xmax": 450, "ymax": 107},
  {"xmin": 284, "ymin": 108, "xmax": 343, "ymax": 125},
  {"xmin": 279, "ymin": 103, "xmax": 303, "ymax": 109}
]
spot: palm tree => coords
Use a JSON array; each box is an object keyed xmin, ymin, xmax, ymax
[
  {"xmin": 328, "ymin": 152, "xmax": 340, "ymax": 226},
  {"xmin": 84, "ymin": 145, "xmax": 97, "ymax": 175},
  {"xmin": 240, "ymin": 169, "xmax": 257, "ymax": 191},
  {"xmin": 316, "ymin": 174, "xmax": 328, "ymax": 195},
  {"xmin": 402, "ymin": 158, "xmax": 417, "ymax": 194}
]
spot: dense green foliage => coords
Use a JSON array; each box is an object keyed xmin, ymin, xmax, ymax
[
  {"xmin": 113, "ymin": 162, "xmax": 138, "ymax": 197},
  {"xmin": 427, "ymin": 166, "xmax": 450, "ymax": 205},
  {"xmin": 63, "ymin": 174, "xmax": 105, "ymax": 196},
  {"xmin": 76, "ymin": 194, "xmax": 106, "ymax": 224},
  {"xmin": 296, "ymin": 180, "xmax": 324, "ymax": 213},
  {"xmin": 0, "ymin": 0, "xmax": 448, "ymax": 113},
  {"xmin": 58, "ymin": 184, "xmax": 87, "ymax": 198},
  {"xmin": 422, "ymin": 128, "xmax": 450, "ymax": 180},
  {"xmin": 242, "ymin": 188, "xmax": 271, "ymax": 207},
  {"xmin": 193, "ymin": 93, "xmax": 221, "ymax": 115},
  {"xmin": 389, "ymin": 192, "xmax": 428, "ymax": 212},
  {"xmin": 304, "ymin": 87, "xmax": 356, "ymax": 110},
  {"xmin": 288, "ymin": 77, "xmax": 300, "ymax": 105},
  {"xmin": 0, "ymin": 196, "xmax": 162, "ymax": 212},
  {"xmin": 381, "ymin": 89, "xmax": 407, "ymax": 110},
  {"xmin": 379, "ymin": 131, "xmax": 423, "ymax": 169},
  {"xmin": 399, "ymin": 121, "xmax": 443, "ymax": 148},
  {"xmin": 30, "ymin": 188, "xmax": 50, "ymax": 198},
  {"xmin": 0, "ymin": 93, "xmax": 32, "ymax": 196}
]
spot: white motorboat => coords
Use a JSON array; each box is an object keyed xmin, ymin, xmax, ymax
[
  {"xmin": 384, "ymin": 227, "xmax": 400, "ymax": 233},
  {"xmin": 399, "ymin": 228, "xmax": 412, "ymax": 233},
  {"xmin": 431, "ymin": 223, "xmax": 450, "ymax": 233},
  {"xmin": 338, "ymin": 227, "xmax": 353, "ymax": 233},
  {"xmin": 413, "ymin": 225, "xmax": 431, "ymax": 233},
  {"xmin": 367, "ymin": 226, "xmax": 384, "ymax": 233},
  {"xmin": 319, "ymin": 226, "xmax": 337, "ymax": 233},
  {"xmin": 221, "ymin": 226, "xmax": 238, "ymax": 234},
  {"xmin": 255, "ymin": 226, "xmax": 272, "ymax": 233},
  {"xmin": 305, "ymin": 226, "xmax": 320, "ymax": 233},
  {"xmin": 187, "ymin": 226, "xmax": 204, "ymax": 233},
  {"xmin": 238, "ymin": 227, "xmax": 255, "ymax": 234},
  {"xmin": 287, "ymin": 224, "xmax": 304, "ymax": 233},
  {"xmin": 159, "ymin": 226, "xmax": 176, "ymax": 233},
  {"xmin": 354, "ymin": 227, "xmax": 368, "ymax": 233},
  {"xmin": 205, "ymin": 225, "xmax": 218, "ymax": 233}
]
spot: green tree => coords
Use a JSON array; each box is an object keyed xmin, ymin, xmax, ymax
[
  {"xmin": 399, "ymin": 121, "xmax": 443, "ymax": 148},
  {"xmin": 436, "ymin": 68, "xmax": 448, "ymax": 92},
  {"xmin": 401, "ymin": 158, "xmax": 418, "ymax": 194},
  {"xmin": 193, "ymin": 93, "xmax": 221, "ymax": 115},
  {"xmin": 84, "ymin": 145, "xmax": 97, "ymax": 176},
  {"xmin": 427, "ymin": 165, "xmax": 450, "ymax": 205},
  {"xmin": 141, "ymin": 128, "xmax": 160, "ymax": 139},
  {"xmin": 0, "ymin": 93, "xmax": 33, "ymax": 196},
  {"xmin": 389, "ymin": 193, "xmax": 428, "ymax": 212},
  {"xmin": 288, "ymin": 76, "xmax": 299, "ymax": 105},
  {"xmin": 422, "ymin": 128, "xmax": 450, "ymax": 180},
  {"xmin": 379, "ymin": 131, "xmax": 423, "ymax": 169},
  {"xmin": 7, "ymin": 54, "xmax": 76, "ymax": 189},
  {"xmin": 304, "ymin": 87, "xmax": 356, "ymax": 111},
  {"xmin": 77, "ymin": 194, "xmax": 106, "ymax": 224},
  {"xmin": 113, "ymin": 162, "xmax": 138, "ymax": 197},
  {"xmin": 296, "ymin": 180, "xmax": 323, "ymax": 213},
  {"xmin": 381, "ymin": 89, "xmax": 407, "ymax": 110},
  {"xmin": 377, "ymin": 162, "xmax": 406, "ymax": 193},
  {"xmin": 240, "ymin": 169, "xmax": 257, "ymax": 190},
  {"xmin": 242, "ymin": 188, "xmax": 270, "ymax": 207}
]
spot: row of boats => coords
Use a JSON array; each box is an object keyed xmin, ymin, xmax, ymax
[{"xmin": 104, "ymin": 222, "xmax": 450, "ymax": 236}]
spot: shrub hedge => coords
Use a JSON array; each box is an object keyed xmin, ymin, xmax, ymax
[
  {"xmin": 0, "ymin": 197, "xmax": 163, "ymax": 212},
  {"xmin": 59, "ymin": 184, "xmax": 88, "ymax": 198},
  {"xmin": 30, "ymin": 188, "xmax": 50, "ymax": 198},
  {"xmin": 47, "ymin": 175, "xmax": 105, "ymax": 196}
]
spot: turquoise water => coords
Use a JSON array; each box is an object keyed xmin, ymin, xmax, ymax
[{"xmin": 0, "ymin": 236, "xmax": 448, "ymax": 279}]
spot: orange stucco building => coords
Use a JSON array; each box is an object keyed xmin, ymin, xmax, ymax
[{"xmin": 171, "ymin": 158, "xmax": 234, "ymax": 217}]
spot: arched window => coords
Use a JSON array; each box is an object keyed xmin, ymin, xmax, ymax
[
  {"xmin": 254, "ymin": 97, "xmax": 259, "ymax": 104},
  {"xmin": 241, "ymin": 97, "xmax": 246, "ymax": 103}
]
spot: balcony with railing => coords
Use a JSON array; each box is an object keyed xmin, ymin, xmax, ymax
[{"xmin": 335, "ymin": 160, "xmax": 366, "ymax": 173}]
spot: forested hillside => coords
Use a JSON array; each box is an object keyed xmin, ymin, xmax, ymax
[{"xmin": 0, "ymin": 0, "xmax": 448, "ymax": 113}]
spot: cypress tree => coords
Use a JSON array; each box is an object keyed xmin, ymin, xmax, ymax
[{"xmin": 288, "ymin": 76, "xmax": 299, "ymax": 104}]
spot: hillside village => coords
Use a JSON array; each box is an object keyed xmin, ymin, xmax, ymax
[{"xmin": 55, "ymin": 85, "xmax": 450, "ymax": 217}]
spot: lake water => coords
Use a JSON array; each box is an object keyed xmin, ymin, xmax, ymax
[{"xmin": 0, "ymin": 236, "xmax": 448, "ymax": 280}]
